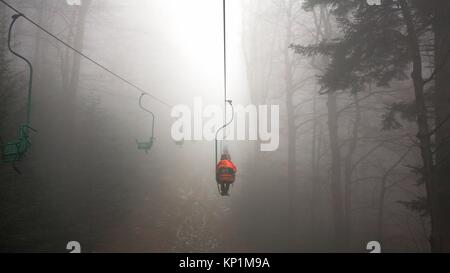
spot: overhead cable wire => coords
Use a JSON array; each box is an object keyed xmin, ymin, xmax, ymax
[{"xmin": 0, "ymin": 0, "xmax": 173, "ymax": 108}]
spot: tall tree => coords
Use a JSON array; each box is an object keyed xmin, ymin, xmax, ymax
[
  {"xmin": 293, "ymin": 0, "xmax": 450, "ymax": 252},
  {"xmin": 431, "ymin": 0, "xmax": 450, "ymax": 252}
]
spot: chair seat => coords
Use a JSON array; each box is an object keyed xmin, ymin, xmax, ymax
[
  {"xmin": 137, "ymin": 142, "xmax": 152, "ymax": 149},
  {"xmin": 2, "ymin": 142, "xmax": 21, "ymax": 163},
  {"xmin": 137, "ymin": 138, "xmax": 154, "ymax": 152},
  {"xmin": 1, "ymin": 125, "xmax": 33, "ymax": 163}
]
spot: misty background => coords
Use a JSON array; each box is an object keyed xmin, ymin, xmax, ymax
[{"xmin": 1, "ymin": 0, "xmax": 449, "ymax": 253}]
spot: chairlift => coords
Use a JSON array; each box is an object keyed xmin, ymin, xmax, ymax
[
  {"xmin": 1, "ymin": 14, "xmax": 36, "ymax": 170},
  {"xmin": 136, "ymin": 93, "xmax": 155, "ymax": 154}
]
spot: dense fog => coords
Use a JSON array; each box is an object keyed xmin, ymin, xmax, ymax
[{"xmin": 1, "ymin": 0, "xmax": 449, "ymax": 253}]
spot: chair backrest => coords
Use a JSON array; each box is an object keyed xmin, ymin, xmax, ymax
[
  {"xmin": 137, "ymin": 138, "xmax": 154, "ymax": 154},
  {"xmin": 218, "ymin": 167, "xmax": 234, "ymax": 175},
  {"xmin": 1, "ymin": 125, "xmax": 30, "ymax": 163},
  {"xmin": 216, "ymin": 166, "xmax": 236, "ymax": 183}
]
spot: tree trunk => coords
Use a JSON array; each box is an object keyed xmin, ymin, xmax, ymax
[
  {"xmin": 400, "ymin": 0, "xmax": 440, "ymax": 252},
  {"xmin": 343, "ymin": 93, "xmax": 360, "ymax": 250},
  {"xmin": 68, "ymin": 0, "xmax": 91, "ymax": 102},
  {"xmin": 61, "ymin": 7, "xmax": 77, "ymax": 90},
  {"xmin": 327, "ymin": 92, "xmax": 344, "ymax": 250},
  {"xmin": 432, "ymin": 0, "xmax": 450, "ymax": 252},
  {"xmin": 284, "ymin": 1, "xmax": 297, "ymax": 246},
  {"xmin": 32, "ymin": 0, "xmax": 44, "ymax": 74},
  {"xmin": 309, "ymin": 94, "xmax": 320, "ymax": 245},
  {"xmin": 57, "ymin": 0, "xmax": 92, "ymax": 252}
]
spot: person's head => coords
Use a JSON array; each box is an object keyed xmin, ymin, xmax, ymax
[
  {"xmin": 221, "ymin": 153, "xmax": 231, "ymax": 161},
  {"xmin": 221, "ymin": 145, "xmax": 231, "ymax": 160}
]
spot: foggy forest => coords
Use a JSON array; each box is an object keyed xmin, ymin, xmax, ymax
[{"xmin": 1, "ymin": 0, "xmax": 450, "ymax": 253}]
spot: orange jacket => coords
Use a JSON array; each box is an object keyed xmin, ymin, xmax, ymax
[
  {"xmin": 216, "ymin": 160, "xmax": 237, "ymax": 183},
  {"xmin": 217, "ymin": 160, "xmax": 237, "ymax": 173}
]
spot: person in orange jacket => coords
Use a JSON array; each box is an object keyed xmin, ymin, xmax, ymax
[{"xmin": 216, "ymin": 150, "xmax": 237, "ymax": 196}]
